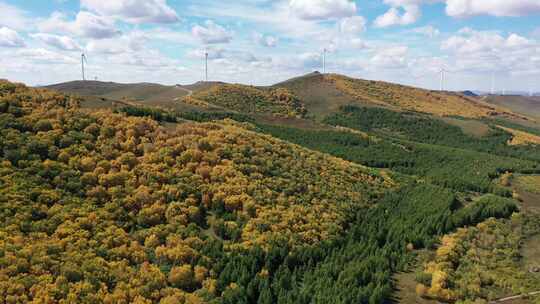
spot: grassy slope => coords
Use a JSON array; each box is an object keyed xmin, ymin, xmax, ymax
[
  {"xmin": 272, "ymin": 72, "xmax": 374, "ymax": 118},
  {"xmin": 45, "ymin": 81, "xmax": 202, "ymax": 107},
  {"xmin": 273, "ymin": 73, "xmax": 526, "ymax": 121},
  {"xmin": 486, "ymin": 95, "xmax": 540, "ymax": 121}
]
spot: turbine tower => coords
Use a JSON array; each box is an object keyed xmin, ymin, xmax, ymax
[
  {"xmin": 439, "ymin": 68, "xmax": 448, "ymax": 91},
  {"xmin": 204, "ymin": 51, "xmax": 208, "ymax": 82},
  {"xmin": 490, "ymin": 72, "xmax": 495, "ymax": 95},
  {"xmin": 81, "ymin": 53, "xmax": 87, "ymax": 81},
  {"xmin": 322, "ymin": 48, "xmax": 327, "ymax": 74}
]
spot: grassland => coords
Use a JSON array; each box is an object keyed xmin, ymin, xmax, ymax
[
  {"xmin": 486, "ymin": 95, "xmax": 540, "ymax": 121},
  {"xmin": 441, "ymin": 117, "xmax": 491, "ymax": 137},
  {"xmin": 325, "ymin": 74, "xmax": 524, "ymax": 119},
  {"xmin": 515, "ymin": 175, "xmax": 540, "ymax": 194}
]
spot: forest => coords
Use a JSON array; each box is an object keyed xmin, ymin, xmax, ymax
[{"xmin": 1, "ymin": 81, "xmax": 538, "ymax": 303}]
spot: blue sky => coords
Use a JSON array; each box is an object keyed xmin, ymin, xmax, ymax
[{"xmin": 0, "ymin": 0, "xmax": 539, "ymax": 92}]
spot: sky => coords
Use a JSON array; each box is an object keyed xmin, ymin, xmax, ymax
[{"xmin": 0, "ymin": 0, "xmax": 540, "ymax": 92}]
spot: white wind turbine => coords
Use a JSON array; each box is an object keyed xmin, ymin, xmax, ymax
[
  {"xmin": 439, "ymin": 67, "xmax": 448, "ymax": 91},
  {"xmin": 204, "ymin": 48, "xmax": 209, "ymax": 82},
  {"xmin": 322, "ymin": 48, "xmax": 327, "ymax": 74},
  {"xmin": 81, "ymin": 53, "xmax": 88, "ymax": 81}
]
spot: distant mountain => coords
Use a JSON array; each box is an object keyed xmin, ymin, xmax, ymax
[{"xmin": 462, "ymin": 90, "xmax": 478, "ymax": 97}]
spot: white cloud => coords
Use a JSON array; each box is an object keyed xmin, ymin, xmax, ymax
[
  {"xmin": 17, "ymin": 48, "xmax": 78, "ymax": 64},
  {"xmin": 192, "ymin": 20, "xmax": 233, "ymax": 44},
  {"xmin": 374, "ymin": 5, "xmax": 421, "ymax": 27},
  {"xmin": 31, "ymin": 33, "xmax": 81, "ymax": 51},
  {"xmin": 0, "ymin": 27, "xmax": 25, "ymax": 47},
  {"xmin": 289, "ymin": 0, "xmax": 357, "ymax": 20},
  {"xmin": 254, "ymin": 33, "xmax": 278, "ymax": 47},
  {"xmin": 86, "ymin": 32, "xmax": 147, "ymax": 54},
  {"xmin": 187, "ymin": 46, "xmax": 225, "ymax": 60},
  {"xmin": 442, "ymin": 29, "xmax": 534, "ymax": 54},
  {"xmin": 108, "ymin": 49, "xmax": 181, "ymax": 68},
  {"xmin": 339, "ymin": 16, "xmax": 366, "ymax": 35},
  {"xmin": 0, "ymin": 2, "xmax": 30, "ymax": 30},
  {"xmin": 446, "ymin": 0, "xmax": 540, "ymax": 17},
  {"xmin": 39, "ymin": 11, "xmax": 120, "ymax": 40},
  {"xmin": 371, "ymin": 46, "xmax": 408, "ymax": 68},
  {"xmin": 506, "ymin": 33, "xmax": 533, "ymax": 48},
  {"xmin": 73, "ymin": 12, "xmax": 121, "ymax": 39},
  {"xmin": 80, "ymin": 0, "xmax": 179, "ymax": 24},
  {"xmin": 298, "ymin": 52, "xmax": 323, "ymax": 68},
  {"xmin": 411, "ymin": 25, "xmax": 440, "ymax": 37}
]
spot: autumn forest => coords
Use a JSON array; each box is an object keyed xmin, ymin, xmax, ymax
[{"xmin": 2, "ymin": 73, "xmax": 540, "ymax": 304}]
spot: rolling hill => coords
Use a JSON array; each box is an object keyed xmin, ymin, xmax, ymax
[
  {"xmin": 45, "ymin": 73, "xmax": 532, "ymax": 124},
  {"xmin": 44, "ymin": 80, "xmax": 195, "ymax": 108},
  {"xmin": 485, "ymin": 95, "xmax": 540, "ymax": 121},
  {"xmin": 274, "ymin": 73, "xmax": 527, "ymax": 120}
]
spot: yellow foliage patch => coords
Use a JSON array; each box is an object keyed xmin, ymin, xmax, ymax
[
  {"xmin": 497, "ymin": 125, "xmax": 540, "ymax": 146},
  {"xmin": 326, "ymin": 74, "xmax": 523, "ymax": 119}
]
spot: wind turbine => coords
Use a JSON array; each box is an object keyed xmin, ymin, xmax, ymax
[
  {"xmin": 81, "ymin": 53, "xmax": 87, "ymax": 81},
  {"xmin": 322, "ymin": 48, "xmax": 327, "ymax": 74},
  {"xmin": 204, "ymin": 50, "xmax": 208, "ymax": 82},
  {"xmin": 439, "ymin": 67, "xmax": 448, "ymax": 91},
  {"xmin": 490, "ymin": 72, "xmax": 495, "ymax": 95}
]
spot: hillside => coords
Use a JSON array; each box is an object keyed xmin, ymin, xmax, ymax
[
  {"xmin": 191, "ymin": 84, "xmax": 307, "ymax": 118},
  {"xmin": 45, "ymin": 80, "xmax": 193, "ymax": 108},
  {"xmin": 274, "ymin": 73, "xmax": 526, "ymax": 120},
  {"xmin": 1, "ymin": 80, "xmax": 527, "ymax": 303},
  {"xmin": 45, "ymin": 74, "xmax": 534, "ymax": 125},
  {"xmin": 0, "ymin": 80, "xmax": 390, "ymax": 302},
  {"xmin": 486, "ymin": 95, "xmax": 540, "ymax": 121}
]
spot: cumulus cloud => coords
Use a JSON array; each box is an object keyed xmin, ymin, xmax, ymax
[
  {"xmin": 39, "ymin": 11, "xmax": 120, "ymax": 40},
  {"xmin": 370, "ymin": 46, "xmax": 408, "ymax": 68},
  {"xmin": 339, "ymin": 16, "xmax": 366, "ymax": 35},
  {"xmin": 187, "ymin": 47, "xmax": 225, "ymax": 60},
  {"xmin": 192, "ymin": 20, "xmax": 233, "ymax": 44},
  {"xmin": 374, "ymin": 3, "xmax": 421, "ymax": 27},
  {"xmin": 411, "ymin": 25, "xmax": 440, "ymax": 37},
  {"xmin": 86, "ymin": 32, "xmax": 147, "ymax": 54},
  {"xmin": 254, "ymin": 33, "xmax": 278, "ymax": 48},
  {"xmin": 17, "ymin": 48, "xmax": 78, "ymax": 64},
  {"xmin": 298, "ymin": 52, "xmax": 323, "ymax": 68},
  {"xmin": 446, "ymin": 0, "xmax": 540, "ymax": 17},
  {"xmin": 0, "ymin": 2, "xmax": 30, "ymax": 30},
  {"xmin": 108, "ymin": 49, "xmax": 181, "ymax": 68},
  {"xmin": 31, "ymin": 33, "xmax": 81, "ymax": 51},
  {"xmin": 442, "ymin": 29, "xmax": 534, "ymax": 54},
  {"xmin": 0, "ymin": 27, "xmax": 25, "ymax": 47},
  {"xmin": 289, "ymin": 0, "xmax": 357, "ymax": 20},
  {"xmin": 80, "ymin": 0, "xmax": 179, "ymax": 24},
  {"xmin": 72, "ymin": 12, "xmax": 120, "ymax": 39}
]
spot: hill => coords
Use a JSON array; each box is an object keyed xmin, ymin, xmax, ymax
[
  {"xmin": 485, "ymin": 95, "xmax": 540, "ymax": 121},
  {"xmin": 461, "ymin": 90, "xmax": 478, "ymax": 97},
  {"xmin": 45, "ymin": 80, "xmax": 194, "ymax": 108},
  {"xmin": 274, "ymin": 73, "xmax": 526, "ymax": 120},
  {"xmin": 191, "ymin": 84, "xmax": 307, "ymax": 118},
  {"xmin": 46, "ymin": 74, "xmax": 533, "ymax": 125},
  {"xmin": 1, "ymin": 80, "xmax": 527, "ymax": 303},
  {"xmin": 0, "ymin": 80, "xmax": 390, "ymax": 302}
]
